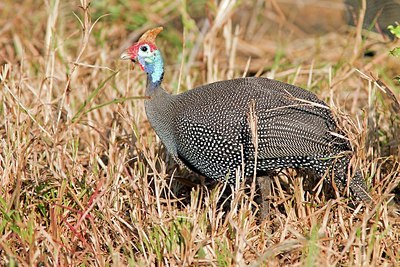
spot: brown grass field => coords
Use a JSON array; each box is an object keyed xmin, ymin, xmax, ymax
[{"xmin": 1, "ymin": 0, "xmax": 399, "ymax": 266}]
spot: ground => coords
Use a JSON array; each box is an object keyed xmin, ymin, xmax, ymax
[{"xmin": 0, "ymin": 0, "xmax": 399, "ymax": 266}]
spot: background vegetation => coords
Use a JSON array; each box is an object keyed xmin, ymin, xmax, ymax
[{"xmin": 0, "ymin": 0, "xmax": 399, "ymax": 265}]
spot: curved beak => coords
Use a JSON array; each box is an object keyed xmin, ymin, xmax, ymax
[{"xmin": 120, "ymin": 50, "xmax": 131, "ymax": 60}]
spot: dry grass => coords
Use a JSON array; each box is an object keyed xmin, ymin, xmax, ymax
[{"xmin": 1, "ymin": 0, "xmax": 399, "ymax": 266}]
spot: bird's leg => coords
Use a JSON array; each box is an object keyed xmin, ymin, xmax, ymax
[{"xmin": 256, "ymin": 175, "xmax": 272, "ymax": 220}]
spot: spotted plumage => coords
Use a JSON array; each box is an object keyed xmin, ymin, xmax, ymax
[{"xmin": 121, "ymin": 27, "xmax": 371, "ymax": 202}]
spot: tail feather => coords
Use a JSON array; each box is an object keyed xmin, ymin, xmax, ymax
[
  {"xmin": 349, "ymin": 170, "xmax": 372, "ymax": 202},
  {"xmin": 333, "ymin": 156, "xmax": 372, "ymax": 202}
]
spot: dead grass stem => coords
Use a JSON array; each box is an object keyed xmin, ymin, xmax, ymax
[{"xmin": 0, "ymin": 0, "xmax": 399, "ymax": 266}]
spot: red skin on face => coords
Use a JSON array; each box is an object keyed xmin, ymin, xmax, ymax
[{"xmin": 127, "ymin": 42, "xmax": 157, "ymax": 71}]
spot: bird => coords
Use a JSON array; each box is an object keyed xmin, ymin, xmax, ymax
[{"xmin": 120, "ymin": 27, "xmax": 371, "ymax": 206}]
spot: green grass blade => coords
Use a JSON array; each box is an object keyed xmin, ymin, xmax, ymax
[
  {"xmin": 72, "ymin": 70, "xmax": 119, "ymax": 122},
  {"xmin": 81, "ymin": 95, "xmax": 149, "ymax": 117}
]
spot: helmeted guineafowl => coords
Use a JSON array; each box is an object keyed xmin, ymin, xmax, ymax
[{"xmin": 120, "ymin": 27, "xmax": 371, "ymax": 203}]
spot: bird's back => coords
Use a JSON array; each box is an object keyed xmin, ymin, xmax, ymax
[{"xmin": 162, "ymin": 77, "xmax": 351, "ymax": 180}]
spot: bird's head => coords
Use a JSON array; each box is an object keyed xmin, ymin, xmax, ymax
[{"xmin": 120, "ymin": 27, "xmax": 163, "ymax": 73}]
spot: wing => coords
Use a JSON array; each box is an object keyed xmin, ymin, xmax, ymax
[{"xmin": 244, "ymin": 84, "xmax": 351, "ymax": 159}]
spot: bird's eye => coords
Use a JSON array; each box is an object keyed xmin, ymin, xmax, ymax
[{"xmin": 141, "ymin": 45, "xmax": 148, "ymax": 52}]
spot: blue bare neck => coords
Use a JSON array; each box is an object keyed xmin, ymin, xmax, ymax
[{"xmin": 141, "ymin": 50, "xmax": 165, "ymax": 95}]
